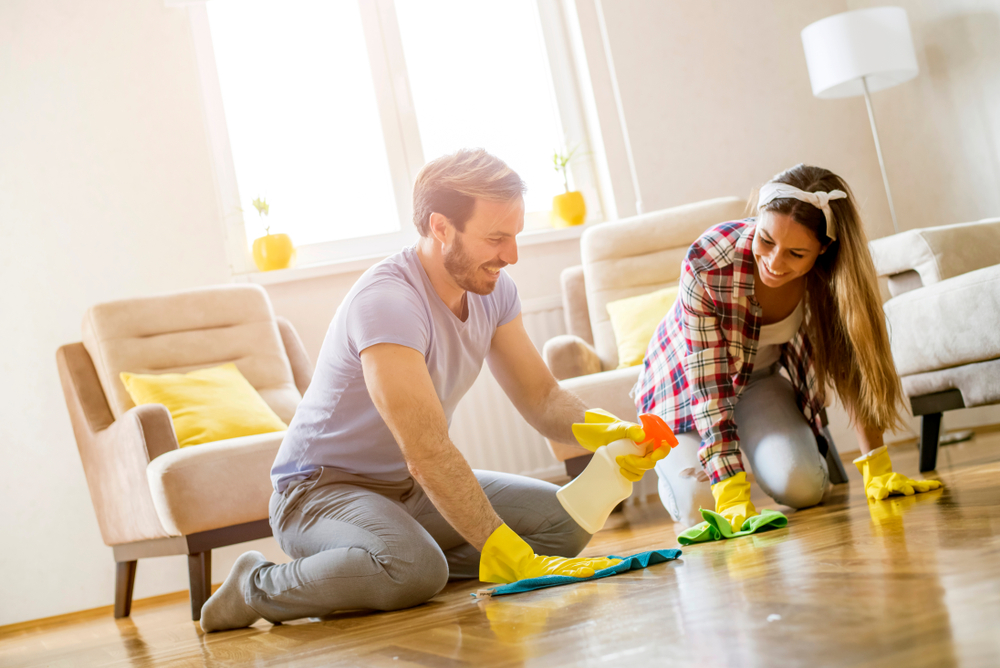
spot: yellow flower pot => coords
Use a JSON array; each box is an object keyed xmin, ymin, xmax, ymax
[
  {"xmin": 252, "ymin": 233, "xmax": 296, "ymax": 272},
  {"xmin": 552, "ymin": 191, "xmax": 586, "ymax": 228}
]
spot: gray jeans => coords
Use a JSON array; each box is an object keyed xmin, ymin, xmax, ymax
[
  {"xmin": 244, "ymin": 467, "xmax": 591, "ymax": 623},
  {"xmin": 654, "ymin": 364, "xmax": 830, "ymax": 528}
]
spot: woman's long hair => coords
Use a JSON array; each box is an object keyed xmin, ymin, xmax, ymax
[{"xmin": 755, "ymin": 164, "xmax": 904, "ymax": 433}]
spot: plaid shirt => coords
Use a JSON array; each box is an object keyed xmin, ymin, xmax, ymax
[{"xmin": 633, "ymin": 220, "xmax": 825, "ymax": 484}]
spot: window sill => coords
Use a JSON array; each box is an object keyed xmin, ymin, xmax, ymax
[{"xmin": 234, "ymin": 221, "xmax": 597, "ymax": 287}]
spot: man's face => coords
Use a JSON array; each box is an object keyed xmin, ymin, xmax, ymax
[
  {"xmin": 752, "ymin": 210, "xmax": 824, "ymax": 288},
  {"xmin": 443, "ymin": 197, "xmax": 524, "ymax": 295}
]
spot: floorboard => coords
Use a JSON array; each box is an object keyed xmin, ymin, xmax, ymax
[{"xmin": 3, "ymin": 433, "xmax": 999, "ymax": 667}]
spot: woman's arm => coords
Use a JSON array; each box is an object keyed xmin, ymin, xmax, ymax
[{"xmin": 854, "ymin": 420, "xmax": 884, "ymax": 455}]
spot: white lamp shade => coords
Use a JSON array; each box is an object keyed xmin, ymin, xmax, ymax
[{"xmin": 801, "ymin": 7, "xmax": 918, "ymax": 99}]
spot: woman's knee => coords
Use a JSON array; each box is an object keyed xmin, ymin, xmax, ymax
[{"xmin": 764, "ymin": 462, "xmax": 828, "ymax": 509}]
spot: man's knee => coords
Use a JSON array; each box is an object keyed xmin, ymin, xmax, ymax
[{"xmin": 367, "ymin": 548, "xmax": 449, "ymax": 611}]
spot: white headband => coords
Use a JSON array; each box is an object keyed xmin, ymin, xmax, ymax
[{"xmin": 757, "ymin": 182, "xmax": 847, "ymax": 241}]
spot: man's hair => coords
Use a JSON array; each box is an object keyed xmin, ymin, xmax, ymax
[{"xmin": 412, "ymin": 148, "xmax": 526, "ymax": 237}]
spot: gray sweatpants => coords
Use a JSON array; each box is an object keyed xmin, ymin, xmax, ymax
[
  {"xmin": 244, "ymin": 467, "xmax": 591, "ymax": 623},
  {"xmin": 654, "ymin": 364, "xmax": 830, "ymax": 528}
]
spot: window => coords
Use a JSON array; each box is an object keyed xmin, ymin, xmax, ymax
[{"xmin": 191, "ymin": 0, "xmax": 601, "ymax": 273}]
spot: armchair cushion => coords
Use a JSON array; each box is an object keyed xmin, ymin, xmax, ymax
[
  {"xmin": 870, "ymin": 218, "xmax": 1000, "ymax": 296},
  {"xmin": 606, "ymin": 286, "xmax": 680, "ymax": 369},
  {"xmin": 545, "ymin": 366, "xmax": 643, "ymax": 461},
  {"xmin": 82, "ymin": 284, "xmax": 301, "ymax": 424},
  {"xmin": 120, "ymin": 363, "xmax": 287, "ymax": 447},
  {"xmin": 885, "ymin": 263, "xmax": 1000, "ymax": 377},
  {"xmin": 147, "ymin": 430, "xmax": 286, "ymax": 536}
]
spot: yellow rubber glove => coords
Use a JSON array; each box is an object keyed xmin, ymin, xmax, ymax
[
  {"xmin": 711, "ymin": 471, "xmax": 758, "ymax": 533},
  {"xmin": 572, "ymin": 409, "xmax": 672, "ymax": 482},
  {"xmin": 571, "ymin": 409, "xmax": 645, "ymax": 450},
  {"xmin": 479, "ymin": 524, "xmax": 621, "ymax": 584},
  {"xmin": 853, "ymin": 446, "xmax": 942, "ymax": 501}
]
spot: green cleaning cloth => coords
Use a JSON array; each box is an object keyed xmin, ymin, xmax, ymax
[
  {"xmin": 473, "ymin": 549, "xmax": 681, "ymax": 598},
  {"xmin": 677, "ymin": 508, "xmax": 787, "ymax": 545}
]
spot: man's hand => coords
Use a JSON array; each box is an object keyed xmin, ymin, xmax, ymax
[
  {"xmin": 479, "ymin": 524, "xmax": 620, "ymax": 584},
  {"xmin": 571, "ymin": 409, "xmax": 645, "ymax": 451},
  {"xmin": 361, "ymin": 343, "xmax": 502, "ymax": 550}
]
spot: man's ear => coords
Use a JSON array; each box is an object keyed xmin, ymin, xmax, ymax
[{"xmin": 428, "ymin": 212, "xmax": 452, "ymax": 247}]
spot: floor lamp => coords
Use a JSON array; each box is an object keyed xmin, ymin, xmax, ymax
[{"xmin": 801, "ymin": 7, "xmax": 919, "ymax": 235}]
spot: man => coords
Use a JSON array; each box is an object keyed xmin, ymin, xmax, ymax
[{"xmin": 200, "ymin": 149, "xmax": 661, "ymax": 632}]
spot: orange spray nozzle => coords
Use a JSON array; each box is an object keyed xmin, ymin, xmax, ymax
[{"xmin": 637, "ymin": 414, "xmax": 678, "ymax": 455}]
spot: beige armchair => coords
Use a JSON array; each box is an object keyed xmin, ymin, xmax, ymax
[
  {"xmin": 542, "ymin": 197, "xmax": 848, "ymax": 483},
  {"xmin": 870, "ymin": 217, "xmax": 1000, "ymax": 471},
  {"xmin": 56, "ymin": 284, "xmax": 312, "ymax": 621}
]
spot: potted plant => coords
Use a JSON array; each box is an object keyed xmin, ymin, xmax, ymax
[
  {"xmin": 551, "ymin": 147, "xmax": 586, "ymax": 227},
  {"xmin": 250, "ymin": 196, "xmax": 296, "ymax": 271}
]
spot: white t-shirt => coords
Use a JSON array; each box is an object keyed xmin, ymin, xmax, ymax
[
  {"xmin": 270, "ymin": 246, "xmax": 521, "ymax": 492},
  {"xmin": 755, "ymin": 300, "xmax": 803, "ymax": 368}
]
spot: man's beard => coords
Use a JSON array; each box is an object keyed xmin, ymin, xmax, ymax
[{"xmin": 443, "ymin": 233, "xmax": 504, "ymax": 296}]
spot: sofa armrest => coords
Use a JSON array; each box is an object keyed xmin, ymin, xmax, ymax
[
  {"xmin": 542, "ymin": 335, "xmax": 603, "ymax": 381},
  {"xmin": 870, "ymin": 218, "xmax": 1000, "ymax": 292},
  {"xmin": 57, "ymin": 343, "xmax": 177, "ymax": 545},
  {"xmin": 546, "ymin": 366, "xmax": 643, "ymax": 461},
  {"xmin": 276, "ymin": 316, "xmax": 314, "ymax": 395}
]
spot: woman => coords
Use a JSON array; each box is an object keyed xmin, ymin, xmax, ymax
[{"xmin": 634, "ymin": 164, "xmax": 941, "ymax": 531}]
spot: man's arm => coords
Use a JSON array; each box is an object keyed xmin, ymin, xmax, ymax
[
  {"xmin": 361, "ymin": 342, "xmax": 502, "ymax": 551},
  {"xmin": 487, "ymin": 313, "xmax": 588, "ymax": 445}
]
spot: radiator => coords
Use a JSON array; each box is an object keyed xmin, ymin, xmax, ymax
[{"xmin": 449, "ymin": 295, "xmax": 567, "ymax": 480}]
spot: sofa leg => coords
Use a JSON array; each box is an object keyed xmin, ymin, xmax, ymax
[
  {"xmin": 919, "ymin": 413, "xmax": 943, "ymax": 473},
  {"xmin": 188, "ymin": 551, "xmax": 212, "ymax": 622},
  {"xmin": 114, "ymin": 560, "xmax": 137, "ymax": 619}
]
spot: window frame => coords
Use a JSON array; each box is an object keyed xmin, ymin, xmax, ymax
[{"xmin": 188, "ymin": 0, "xmax": 606, "ymax": 276}]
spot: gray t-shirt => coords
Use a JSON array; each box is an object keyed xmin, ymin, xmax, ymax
[{"xmin": 271, "ymin": 246, "xmax": 521, "ymax": 492}]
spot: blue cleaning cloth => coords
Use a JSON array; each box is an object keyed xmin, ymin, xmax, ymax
[{"xmin": 473, "ymin": 549, "xmax": 681, "ymax": 598}]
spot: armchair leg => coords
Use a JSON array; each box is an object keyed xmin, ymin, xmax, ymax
[
  {"xmin": 188, "ymin": 551, "xmax": 212, "ymax": 622},
  {"xmin": 919, "ymin": 413, "xmax": 943, "ymax": 473},
  {"xmin": 114, "ymin": 560, "xmax": 137, "ymax": 619},
  {"xmin": 821, "ymin": 426, "xmax": 850, "ymax": 485}
]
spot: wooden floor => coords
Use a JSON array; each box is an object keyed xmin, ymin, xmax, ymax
[{"xmin": 4, "ymin": 433, "xmax": 1000, "ymax": 668}]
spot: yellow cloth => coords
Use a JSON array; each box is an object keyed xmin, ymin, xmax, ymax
[
  {"xmin": 605, "ymin": 286, "xmax": 681, "ymax": 368},
  {"xmin": 711, "ymin": 471, "xmax": 759, "ymax": 532},
  {"xmin": 479, "ymin": 523, "xmax": 620, "ymax": 584},
  {"xmin": 119, "ymin": 363, "xmax": 287, "ymax": 448},
  {"xmin": 853, "ymin": 446, "xmax": 942, "ymax": 501}
]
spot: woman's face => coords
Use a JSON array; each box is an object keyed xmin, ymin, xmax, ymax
[{"xmin": 752, "ymin": 210, "xmax": 824, "ymax": 288}]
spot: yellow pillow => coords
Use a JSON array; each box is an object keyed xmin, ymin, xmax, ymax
[
  {"xmin": 119, "ymin": 363, "xmax": 287, "ymax": 448},
  {"xmin": 605, "ymin": 286, "xmax": 681, "ymax": 369}
]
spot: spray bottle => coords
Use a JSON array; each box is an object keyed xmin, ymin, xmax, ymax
[{"xmin": 557, "ymin": 414, "xmax": 677, "ymax": 534}]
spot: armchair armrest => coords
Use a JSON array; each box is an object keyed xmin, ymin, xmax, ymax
[
  {"xmin": 870, "ymin": 219, "xmax": 1000, "ymax": 295},
  {"xmin": 57, "ymin": 343, "xmax": 177, "ymax": 545},
  {"xmin": 276, "ymin": 316, "xmax": 314, "ymax": 395},
  {"xmin": 542, "ymin": 335, "xmax": 603, "ymax": 381}
]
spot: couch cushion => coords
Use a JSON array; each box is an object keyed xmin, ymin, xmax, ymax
[
  {"xmin": 146, "ymin": 430, "xmax": 284, "ymax": 536},
  {"xmin": 82, "ymin": 284, "xmax": 301, "ymax": 424},
  {"xmin": 581, "ymin": 198, "xmax": 747, "ymax": 370},
  {"xmin": 901, "ymin": 358, "xmax": 1000, "ymax": 407},
  {"xmin": 885, "ymin": 264, "xmax": 1000, "ymax": 377}
]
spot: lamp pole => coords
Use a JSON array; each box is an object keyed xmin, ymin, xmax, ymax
[{"xmin": 861, "ymin": 76, "xmax": 901, "ymax": 235}]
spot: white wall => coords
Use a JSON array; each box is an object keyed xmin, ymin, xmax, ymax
[{"xmin": 2, "ymin": 0, "xmax": 998, "ymax": 626}]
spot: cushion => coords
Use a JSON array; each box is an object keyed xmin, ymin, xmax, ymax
[
  {"xmin": 884, "ymin": 264, "xmax": 1000, "ymax": 376},
  {"xmin": 581, "ymin": 197, "xmax": 747, "ymax": 370},
  {"xmin": 146, "ymin": 430, "xmax": 285, "ymax": 535},
  {"xmin": 120, "ymin": 363, "xmax": 287, "ymax": 447},
  {"xmin": 606, "ymin": 286, "xmax": 680, "ymax": 368},
  {"xmin": 82, "ymin": 284, "xmax": 301, "ymax": 424}
]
